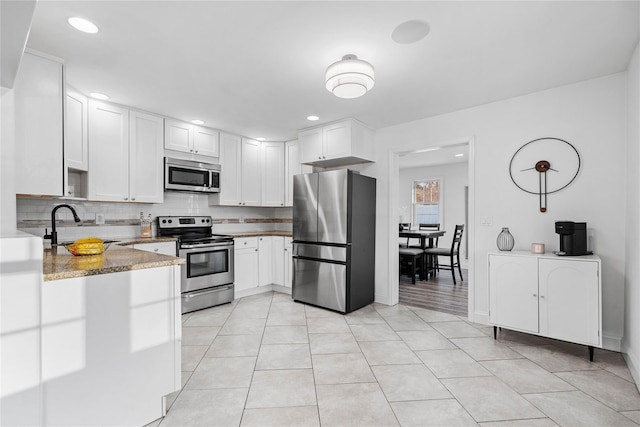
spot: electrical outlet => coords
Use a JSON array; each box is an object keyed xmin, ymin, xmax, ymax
[
  {"xmin": 239, "ymin": 216, "xmax": 244, "ymax": 223},
  {"xmin": 96, "ymin": 213, "xmax": 106, "ymax": 225},
  {"xmin": 480, "ymin": 216, "xmax": 493, "ymax": 226}
]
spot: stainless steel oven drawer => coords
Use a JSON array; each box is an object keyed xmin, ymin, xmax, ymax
[{"xmin": 182, "ymin": 285, "xmax": 234, "ymax": 314}]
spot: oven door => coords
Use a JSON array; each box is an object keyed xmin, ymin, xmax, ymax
[{"xmin": 179, "ymin": 242, "xmax": 234, "ymax": 293}]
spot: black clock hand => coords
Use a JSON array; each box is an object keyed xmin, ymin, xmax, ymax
[{"xmin": 520, "ymin": 167, "xmax": 536, "ymax": 172}]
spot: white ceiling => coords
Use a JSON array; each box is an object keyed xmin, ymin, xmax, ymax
[{"xmin": 25, "ymin": 1, "xmax": 640, "ymax": 142}]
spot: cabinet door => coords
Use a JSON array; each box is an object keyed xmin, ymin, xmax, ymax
[
  {"xmin": 88, "ymin": 101, "xmax": 130, "ymax": 201},
  {"xmin": 14, "ymin": 51, "xmax": 64, "ymax": 196},
  {"xmin": 258, "ymin": 237, "xmax": 272, "ymax": 286},
  {"xmin": 218, "ymin": 133, "xmax": 242, "ymax": 206},
  {"xmin": 164, "ymin": 119, "xmax": 193, "ymax": 153},
  {"xmin": 193, "ymin": 126, "xmax": 219, "ymax": 158},
  {"xmin": 488, "ymin": 254, "xmax": 539, "ymax": 333},
  {"xmin": 283, "ymin": 238, "xmax": 293, "ymax": 288},
  {"xmin": 271, "ymin": 236, "xmax": 285, "ymax": 286},
  {"xmin": 262, "ymin": 142, "xmax": 285, "ymax": 207},
  {"xmin": 323, "ymin": 120, "xmax": 351, "ymax": 160},
  {"xmin": 539, "ymin": 258, "xmax": 600, "ymax": 346},
  {"xmin": 129, "ymin": 111, "xmax": 164, "ymax": 203},
  {"xmin": 241, "ymin": 138, "xmax": 262, "ymax": 206},
  {"xmin": 234, "ymin": 248, "xmax": 259, "ymax": 292},
  {"xmin": 65, "ymin": 88, "xmax": 88, "ymax": 171},
  {"xmin": 298, "ymin": 128, "xmax": 323, "ymax": 164}
]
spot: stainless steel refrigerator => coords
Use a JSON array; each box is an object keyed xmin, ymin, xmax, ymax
[{"xmin": 292, "ymin": 169, "xmax": 376, "ymax": 314}]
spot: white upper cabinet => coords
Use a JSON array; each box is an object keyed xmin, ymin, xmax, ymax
[
  {"xmin": 14, "ymin": 50, "xmax": 64, "ymax": 196},
  {"xmin": 241, "ymin": 138, "xmax": 262, "ymax": 206},
  {"xmin": 164, "ymin": 118, "xmax": 220, "ymax": 158},
  {"xmin": 298, "ymin": 118, "xmax": 374, "ymax": 167},
  {"xmin": 262, "ymin": 142, "xmax": 285, "ymax": 206},
  {"xmin": 193, "ymin": 126, "xmax": 220, "ymax": 157},
  {"xmin": 88, "ymin": 101, "xmax": 130, "ymax": 201},
  {"xmin": 218, "ymin": 132, "xmax": 242, "ymax": 205},
  {"xmin": 88, "ymin": 101, "xmax": 163, "ymax": 203},
  {"xmin": 65, "ymin": 87, "xmax": 88, "ymax": 171},
  {"xmin": 129, "ymin": 110, "xmax": 164, "ymax": 203}
]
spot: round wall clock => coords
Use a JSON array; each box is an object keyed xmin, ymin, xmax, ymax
[{"xmin": 509, "ymin": 137, "xmax": 581, "ymax": 213}]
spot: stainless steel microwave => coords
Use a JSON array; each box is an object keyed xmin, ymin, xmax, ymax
[{"xmin": 164, "ymin": 157, "xmax": 221, "ymax": 193}]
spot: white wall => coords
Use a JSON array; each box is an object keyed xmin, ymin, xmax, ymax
[
  {"xmin": 399, "ymin": 162, "xmax": 468, "ymax": 259},
  {"xmin": 370, "ymin": 73, "xmax": 627, "ymax": 351},
  {"xmin": 624, "ymin": 40, "xmax": 640, "ymax": 386},
  {"xmin": 1, "ymin": 88, "xmax": 17, "ymax": 235}
]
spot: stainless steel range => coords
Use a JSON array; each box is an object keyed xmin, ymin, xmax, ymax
[{"xmin": 157, "ymin": 216, "xmax": 234, "ymax": 314}]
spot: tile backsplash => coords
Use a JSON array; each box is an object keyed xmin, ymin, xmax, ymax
[{"xmin": 17, "ymin": 191, "xmax": 292, "ymax": 243}]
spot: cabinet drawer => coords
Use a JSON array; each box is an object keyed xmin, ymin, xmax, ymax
[
  {"xmin": 133, "ymin": 241, "xmax": 177, "ymax": 256},
  {"xmin": 234, "ymin": 237, "xmax": 258, "ymax": 249}
]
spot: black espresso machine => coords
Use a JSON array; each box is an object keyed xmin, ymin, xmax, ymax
[{"xmin": 554, "ymin": 221, "xmax": 593, "ymax": 256}]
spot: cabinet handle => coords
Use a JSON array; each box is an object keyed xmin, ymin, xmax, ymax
[
  {"xmin": 124, "ymin": 197, "xmax": 129, "ymax": 201},
  {"xmin": 540, "ymin": 295, "xmax": 545, "ymax": 299},
  {"xmin": 131, "ymin": 198, "xmax": 135, "ymax": 201},
  {"xmin": 533, "ymin": 294, "xmax": 537, "ymax": 297},
  {"xmin": 154, "ymin": 248, "xmax": 158, "ymax": 252},
  {"xmin": 238, "ymin": 203, "xmax": 242, "ymax": 205},
  {"xmin": 255, "ymin": 249, "xmax": 258, "ymax": 252},
  {"xmin": 323, "ymin": 156, "xmax": 326, "ymax": 159},
  {"xmin": 190, "ymin": 149, "xmax": 194, "ymax": 152},
  {"xmin": 318, "ymin": 156, "xmax": 322, "ymax": 159},
  {"xmin": 195, "ymin": 150, "xmax": 198, "ymax": 154}
]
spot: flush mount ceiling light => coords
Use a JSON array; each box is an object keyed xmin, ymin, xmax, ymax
[
  {"xmin": 307, "ymin": 115, "xmax": 320, "ymax": 121},
  {"xmin": 256, "ymin": 137, "xmax": 266, "ymax": 141},
  {"xmin": 191, "ymin": 119, "xmax": 205, "ymax": 125},
  {"xmin": 325, "ymin": 54, "xmax": 375, "ymax": 99},
  {"xmin": 68, "ymin": 17, "xmax": 99, "ymax": 34}
]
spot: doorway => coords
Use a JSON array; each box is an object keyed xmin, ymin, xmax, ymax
[{"xmin": 388, "ymin": 138, "xmax": 475, "ymax": 319}]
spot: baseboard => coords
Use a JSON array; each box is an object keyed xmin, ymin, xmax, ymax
[
  {"xmin": 471, "ymin": 311, "xmax": 489, "ymax": 325},
  {"xmin": 271, "ymin": 284, "xmax": 292, "ymax": 295},
  {"xmin": 602, "ymin": 334, "xmax": 622, "ymax": 352},
  {"xmin": 622, "ymin": 344, "xmax": 640, "ymax": 392}
]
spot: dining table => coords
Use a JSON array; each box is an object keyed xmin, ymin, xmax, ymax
[{"xmin": 399, "ymin": 229, "xmax": 446, "ymax": 278}]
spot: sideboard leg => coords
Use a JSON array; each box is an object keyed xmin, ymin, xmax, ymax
[
  {"xmin": 493, "ymin": 325, "xmax": 497, "ymax": 340},
  {"xmin": 588, "ymin": 346, "xmax": 594, "ymax": 362}
]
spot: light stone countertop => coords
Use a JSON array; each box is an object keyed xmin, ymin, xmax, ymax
[
  {"xmin": 115, "ymin": 236, "xmax": 177, "ymax": 246},
  {"xmin": 44, "ymin": 243, "xmax": 184, "ymax": 282}
]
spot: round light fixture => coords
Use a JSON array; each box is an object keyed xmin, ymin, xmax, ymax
[
  {"xmin": 307, "ymin": 115, "xmax": 320, "ymax": 121},
  {"xmin": 89, "ymin": 92, "xmax": 110, "ymax": 100},
  {"xmin": 256, "ymin": 137, "xmax": 266, "ymax": 141},
  {"xmin": 68, "ymin": 17, "xmax": 99, "ymax": 34},
  {"xmin": 325, "ymin": 54, "xmax": 375, "ymax": 99},
  {"xmin": 455, "ymin": 153, "xmax": 465, "ymax": 157},
  {"xmin": 191, "ymin": 119, "xmax": 205, "ymax": 125}
]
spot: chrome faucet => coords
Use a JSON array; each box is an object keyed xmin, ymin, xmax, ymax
[{"xmin": 44, "ymin": 204, "xmax": 81, "ymax": 245}]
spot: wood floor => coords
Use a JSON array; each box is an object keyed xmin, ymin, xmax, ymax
[{"xmin": 399, "ymin": 268, "xmax": 468, "ymax": 316}]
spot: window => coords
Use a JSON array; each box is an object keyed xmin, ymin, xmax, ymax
[{"xmin": 413, "ymin": 178, "xmax": 441, "ymax": 225}]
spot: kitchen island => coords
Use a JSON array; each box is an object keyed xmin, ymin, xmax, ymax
[{"xmin": 40, "ymin": 244, "xmax": 184, "ymax": 426}]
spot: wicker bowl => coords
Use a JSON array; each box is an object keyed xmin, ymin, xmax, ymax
[{"xmin": 60, "ymin": 239, "xmax": 116, "ymax": 256}]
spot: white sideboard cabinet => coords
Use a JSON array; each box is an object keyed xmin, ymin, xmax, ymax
[{"xmin": 488, "ymin": 251, "xmax": 601, "ymax": 360}]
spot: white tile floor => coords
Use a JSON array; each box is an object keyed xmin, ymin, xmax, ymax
[{"xmin": 145, "ymin": 291, "xmax": 640, "ymax": 427}]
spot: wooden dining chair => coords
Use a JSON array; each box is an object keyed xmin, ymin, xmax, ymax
[
  {"xmin": 399, "ymin": 247, "xmax": 424, "ymax": 284},
  {"xmin": 399, "ymin": 223, "xmax": 411, "ymax": 247},
  {"xmin": 415, "ymin": 223, "xmax": 440, "ymax": 275},
  {"xmin": 424, "ymin": 224, "xmax": 464, "ymax": 284}
]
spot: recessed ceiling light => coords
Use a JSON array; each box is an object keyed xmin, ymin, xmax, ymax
[
  {"xmin": 256, "ymin": 137, "xmax": 266, "ymax": 141},
  {"xmin": 392, "ymin": 20, "xmax": 430, "ymax": 44},
  {"xmin": 89, "ymin": 92, "xmax": 110, "ymax": 100},
  {"xmin": 455, "ymin": 153, "xmax": 465, "ymax": 157},
  {"xmin": 414, "ymin": 147, "xmax": 441, "ymax": 154},
  {"xmin": 191, "ymin": 119, "xmax": 205, "ymax": 125},
  {"xmin": 68, "ymin": 17, "xmax": 99, "ymax": 34},
  {"xmin": 307, "ymin": 115, "xmax": 320, "ymax": 121}
]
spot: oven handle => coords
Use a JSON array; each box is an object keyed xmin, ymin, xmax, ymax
[{"xmin": 181, "ymin": 242, "xmax": 234, "ymax": 249}]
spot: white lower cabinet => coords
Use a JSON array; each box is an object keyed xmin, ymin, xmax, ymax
[
  {"xmin": 258, "ymin": 236, "xmax": 273, "ymax": 286},
  {"xmin": 283, "ymin": 237, "xmax": 293, "ymax": 288},
  {"xmin": 41, "ymin": 266, "xmax": 181, "ymax": 426},
  {"xmin": 131, "ymin": 241, "xmax": 177, "ymax": 256},
  {"xmin": 234, "ymin": 237, "xmax": 259, "ymax": 292},
  {"xmin": 234, "ymin": 236, "xmax": 290, "ymax": 296},
  {"xmin": 489, "ymin": 252, "xmax": 601, "ymax": 352}
]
